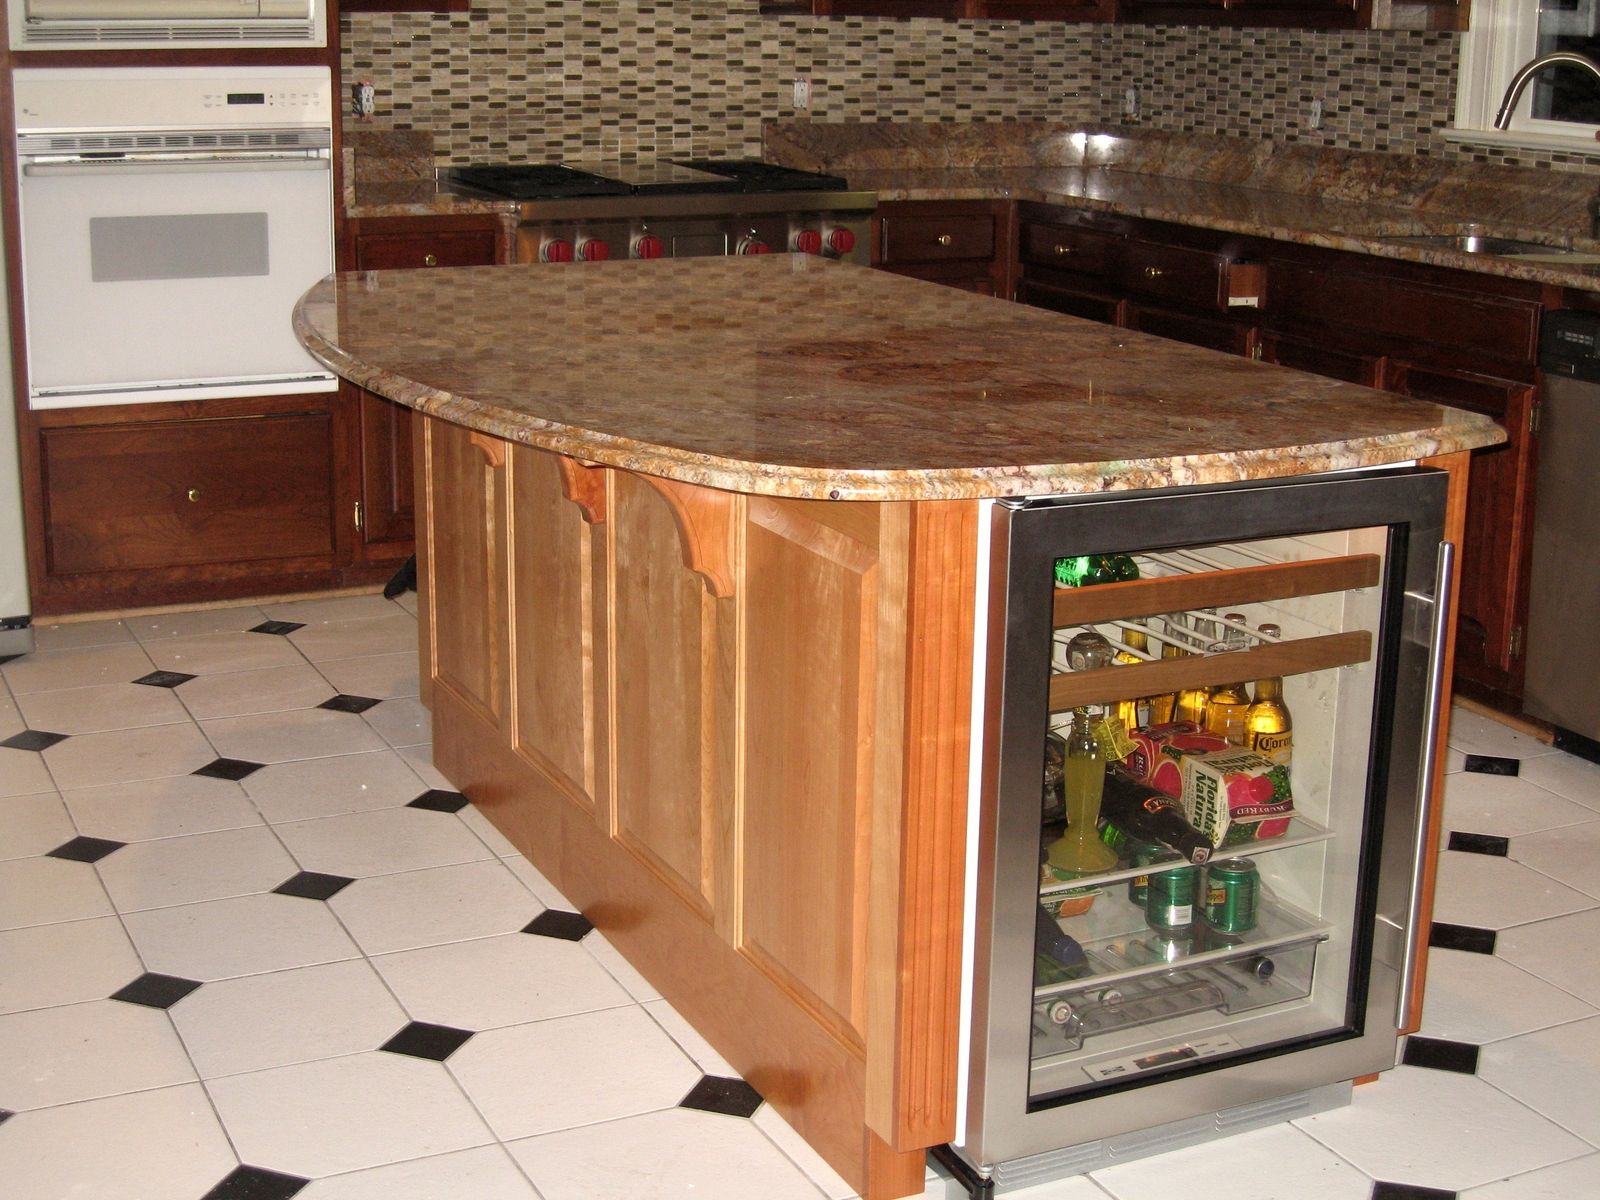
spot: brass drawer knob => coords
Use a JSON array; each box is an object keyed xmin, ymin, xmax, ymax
[
  {"xmin": 423, "ymin": 253, "xmax": 439, "ymax": 267},
  {"xmin": 1054, "ymin": 244, "xmax": 1074, "ymax": 256},
  {"xmin": 936, "ymin": 234, "xmax": 953, "ymax": 247},
  {"xmin": 1144, "ymin": 265, "xmax": 1164, "ymax": 279},
  {"xmin": 187, "ymin": 487, "xmax": 201, "ymax": 503}
]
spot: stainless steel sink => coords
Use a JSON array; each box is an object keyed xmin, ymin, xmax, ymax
[{"xmin": 1376, "ymin": 232, "xmax": 1572, "ymax": 256}]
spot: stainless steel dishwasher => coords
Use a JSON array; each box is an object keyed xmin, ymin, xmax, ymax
[{"xmin": 1523, "ymin": 310, "xmax": 1600, "ymax": 760}]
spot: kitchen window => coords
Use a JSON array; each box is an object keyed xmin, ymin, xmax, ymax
[{"xmin": 1454, "ymin": 0, "xmax": 1600, "ymax": 150}]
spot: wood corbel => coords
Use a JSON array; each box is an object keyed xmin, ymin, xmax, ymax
[
  {"xmin": 639, "ymin": 476, "xmax": 739, "ymax": 599},
  {"xmin": 466, "ymin": 430, "xmax": 506, "ymax": 468},
  {"xmin": 555, "ymin": 456, "xmax": 608, "ymax": 524}
]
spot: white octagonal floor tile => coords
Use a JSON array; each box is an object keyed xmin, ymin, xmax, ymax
[
  {"xmin": 0, "ymin": 854, "xmax": 113, "ymax": 929},
  {"xmin": 0, "ymin": 916, "xmax": 144, "ymax": 1014},
  {"xmin": 1417, "ymin": 946, "xmax": 1596, "ymax": 1045},
  {"xmin": 177, "ymin": 663, "xmax": 337, "ymax": 721},
  {"xmin": 122, "ymin": 891, "xmax": 360, "ymax": 982},
  {"xmin": 42, "ymin": 723, "xmax": 218, "ymax": 791},
  {"xmin": 0, "ymin": 791, "xmax": 77, "ymax": 860},
  {"xmin": 242, "ymin": 749, "xmax": 429, "ymax": 824},
  {"xmin": 508, "ymin": 1105, "xmax": 827, "ymax": 1200},
  {"xmin": 125, "ymin": 605, "xmax": 267, "ymax": 642},
  {"xmin": 1430, "ymin": 848, "xmax": 1597, "ymax": 931},
  {"xmin": 95, "ymin": 825, "xmax": 299, "ymax": 912},
  {"xmin": 0, "ymin": 998, "xmax": 196, "ymax": 1109},
  {"xmin": 1517, "ymin": 752, "xmax": 1600, "ymax": 814},
  {"xmin": 1462, "ymin": 1153, "xmax": 1600, "ymax": 1200},
  {"xmin": 1442, "ymin": 771, "xmax": 1599, "ymax": 840},
  {"xmin": 1478, "ymin": 1015, "xmax": 1600, "ymax": 1144},
  {"xmin": 1091, "ymin": 1123, "xmax": 1373, "ymax": 1200},
  {"xmin": 297, "ymin": 1145, "xmax": 542, "ymax": 1200},
  {"xmin": 145, "ymin": 629, "xmax": 305, "ymax": 675},
  {"xmin": 316, "ymin": 651, "xmax": 421, "ymax": 701},
  {"xmin": 1510, "ymin": 819, "xmax": 1600, "ymax": 900},
  {"xmin": 206, "ymin": 1050, "xmax": 493, "ymax": 1179},
  {"xmin": 0, "ymin": 745, "xmax": 55, "ymax": 797},
  {"xmin": 62, "ymin": 774, "xmax": 260, "ymax": 843},
  {"xmin": 1, "ymin": 642, "xmax": 156, "ymax": 696},
  {"xmin": 0, "ymin": 1083, "xmax": 238, "ymax": 1200},
  {"xmin": 448, "ymin": 1005, "xmax": 700, "ymax": 1141},
  {"xmin": 329, "ymin": 860, "xmax": 542, "ymax": 956},
  {"xmin": 1498, "ymin": 907, "xmax": 1600, "ymax": 1006},
  {"xmin": 290, "ymin": 614, "xmax": 417, "ymax": 664},
  {"xmin": 16, "ymin": 681, "xmax": 189, "ymax": 735},
  {"xmin": 276, "ymin": 808, "xmax": 492, "ymax": 881},
  {"xmin": 1295, "ymin": 1063, "xmax": 1589, "ymax": 1191},
  {"xmin": 201, "ymin": 707, "xmax": 387, "ymax": 765}
]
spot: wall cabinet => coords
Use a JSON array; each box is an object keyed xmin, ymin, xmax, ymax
[{"xmin": 1008, "ymin": 202, "xmax": 1539, "ymax": 710}]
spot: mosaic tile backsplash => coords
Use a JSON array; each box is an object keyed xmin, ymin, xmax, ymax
[{"xmin": 341, "ymin": 3, "xmax": 1600, "ymax": 175}]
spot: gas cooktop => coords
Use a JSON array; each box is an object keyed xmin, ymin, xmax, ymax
[{"xmin": 448, "ymin": 159, "xmax": 850, "ymax": 201}]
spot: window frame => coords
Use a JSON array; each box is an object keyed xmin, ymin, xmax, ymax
[{"xmin": 1454, "ymin": 0, "xmax": 1600, "ymax": 150}]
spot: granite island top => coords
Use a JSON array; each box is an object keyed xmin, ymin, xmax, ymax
[{"xmin": 294, "ymin": 253, "xmax": 1503, "ymax": 502}]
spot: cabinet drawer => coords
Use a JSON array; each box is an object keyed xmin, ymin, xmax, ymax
[
  {"xmin": 1270, "ymin": 262, "xmax": 1540, "ymax": 369},
  {"xmin": 1258, "ymin": 331, "xmax": 1380, "ymax": 385},
  {"xmin": 41, "ymin": 413, "xmax": 338, "ymax": 575},
  {"xmin": 1016, "ymin": 277, "xmax": 1121, "ymax": 324},
  {"xmin": 355, "ymin": 230, "xmax": 498, "ymax": 271},
  {"xmin": 879, "ymin": 213, "xmax": 996, "ymax": 265},
  {"xmin": 1116, "ymin": 238, "xmax": 1228, "ymax": 310},
  {"xmin": 1020, "ymin": 221, "xmax": 1119, "ymax": 276},
  {"xmin": 1126, "ymin": 304, "xmax": 1251, "ymax": 355}
]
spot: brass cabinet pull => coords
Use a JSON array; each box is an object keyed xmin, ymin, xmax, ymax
[
  {"xmin": 422, "ymin": 253, "xmax": 439, "ymax": 267},
  {"xmin": 186, "ymin": 487, "xmax": 201, "ymax": 503},
  {"xmin": 936, "ymin": 234, "xmax": 953, "ymax": 247},
  {"xmin": 1054, "ymin": 244, "xmax": 1074, "ymax": 256},
  {"xmin": 1143, "ymin": 265, "xmax": 1164, "ymax": 279}
]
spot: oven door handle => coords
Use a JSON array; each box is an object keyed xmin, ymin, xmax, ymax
[{"xmin": 22, "ymin": 156, "xmax": 330, "ymax": 177}]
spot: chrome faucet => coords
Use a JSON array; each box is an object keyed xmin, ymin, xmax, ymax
[
  {"xmin": 1493, "ymin": 51, "xmax": 1600, "ymax": 239},
  {"xmin": 1493, "ymin": 50, "xmax": 1600, "ymax": 129}
]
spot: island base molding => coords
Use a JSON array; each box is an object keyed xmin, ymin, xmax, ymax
[{"xmin": 414, "ymin": 416, "xmax": 977, "ymax": 1200}]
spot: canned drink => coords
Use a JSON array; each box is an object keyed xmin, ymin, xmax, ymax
[
  {"xmin": 1128, "ymin": 846, "xmax": 1179, "ymax": 905},
  {"xmin": 1202, "ymin": 858, "xmax": 1260, "ymax": 934},
  {"xmin": 1144, "ymin": 862, "xmax": 1199, "ymax": 931}
]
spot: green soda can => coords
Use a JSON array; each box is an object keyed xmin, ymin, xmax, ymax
[
  {"xmin": 1144, "ymin": 861, "xmax": 1199, "ymax": 932},
  {"xmin": 1202, "ymin": 858, "xmax": 1260, "ymax": 934},
  {"xmin": 1127, "ymin": 846, "xmax": 1178, "ymax": 905}
]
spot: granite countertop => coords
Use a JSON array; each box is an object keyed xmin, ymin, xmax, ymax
[{"xmin": 294, "ymin": 254, "xmax": 1501, "ymax": 502}]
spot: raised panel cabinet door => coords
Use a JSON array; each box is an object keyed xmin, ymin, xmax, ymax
[
  {"xmin": 1125, "ymin": 304, "xmax": 1252, "ymax": 355},
  {"xmin": 357, "ymin": 387, "xmax": 416, "ymax": 547},
  {"xmin": 1385, "ymin": 362, "xmax": 1535, "ymax": 684},
  {"xmin": 1257, "ymin": 330, "xmax": 1382, "ymax": 385},
  {"xmin": 606, "ymin": 472, "xmax": 738, "ymax": 923},
  {"xmin": 420, "ymin": 418, "xmax": 510, "ymax": 728},
  {"xmin": 40, "ymin": 411, "xmax": 338, "ymax": 575},
  {"xmin": 507, "ymin": 448, "xmax": 609, "ymax": 818}
]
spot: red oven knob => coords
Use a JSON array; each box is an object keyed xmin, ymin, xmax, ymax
[
  {"xmin": 737, "ymin": 236, "xmax": 771, "ymax": 256},
  {"xmin": 576, "ymin": 236, "xmax": 610, "ymax": 262},
  {"xmin": 632, "ymin": 233, "xmax": 664, "ymax": 260},
  {"xmin": 791, "ymin": 228, "xmax": 822, "ymax": 255},
  {"xmin": 540, "ymin": 237, "xmax": 574, "ymax": 264},
  {"xmin": 826, "ymin": 227, "xmax": 857, "ymax": 256}
]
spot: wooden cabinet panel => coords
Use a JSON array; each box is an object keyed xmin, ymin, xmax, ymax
[
  {"xmin": 508, "ymin": 448, "xmax": 608, "ymax": 817},
  {"xmin": 40, "ymin": 412, "xmax": 337, "ymax": 575},
  {"xmin": 1257, "ymin": 330, "xmax": 1381, "ymax": 385},
  {"xmin": 607, "ymin": 473, "xmax": 734, "ymax": 921},
  {"xmin": 1015, "ymin": 277, "xmax": 1122, "ymax": 324},
  {"xmin": 879, "ymin": 262, "xmax": 996, "ymax": 295},
  {"xmin": 879, "ymin": 212, "xmax": 996, "ymax": 266},
  {"xmin": 1385, "ymin": 362, "xmax": 1536, "ymax": 689},
  {"xmin": 1125, "ymin": 304, "xmax": 1251, "ymax": 355},
  {"xmin": 354, "ymin": 229, "xmax": 499, "ymax": 271},
  {"xmin": 358, "ymin": 388, "xmax": 416, "ymax": 548},
  {"xmin": 1020, "ymin": 220, "xmax": 1120, "ymax": 276},
  {"xmin": 421, "ymin": 420, "xmax": 508, "ymax": 728},
  {"xmin": 1116, "ymin": 237, "xmax": 1229, "ymax": 311}
]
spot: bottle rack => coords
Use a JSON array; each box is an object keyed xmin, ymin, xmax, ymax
[{"xmin": 1048, "ymin": 550, "xmax": 1380, "ymax": 713}]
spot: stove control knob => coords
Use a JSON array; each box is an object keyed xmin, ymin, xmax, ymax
[
  {"xmin": 790, "ymin": 228, "xmax": 822, "ymax": 255},
  {"xmin": 540, "ymin": 237, "xmax": 574, "ymax": 264},
  {"xmin": 631, "ymin": 233, "xmax": 665, "ymax": 260},
  {"xmin": 826, "ymin": 227, "xmax": 857, "ymax": 256},
  {"xmin": 576, "ymin": 236, "xmax": 610, "ymax": 262},
  {"xmin": 737, "ymin": 235, "xmax": 771, "ymax": 256}
]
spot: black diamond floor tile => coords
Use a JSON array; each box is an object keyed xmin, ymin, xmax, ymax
[
  {"xmin": 200, "ymin": 1164, "xmax": 311, "ymax": 1200},
  {"xmin": 47, "ymin": 835, "xmax": 126, "ymax": 863},
  {"xmin": 1447, "ymin": 831, "xmax": 1510, "ymax": 857},
  {"xmin": 272, "ymin": 871, "xmax": 356, "ymax": 901},
  {"xmin": 1463, "ymin": 753, "xmax": 1520, "ymax": 777},
  {"xmin": 318, "ymin": 693, "xmax": 382, "ymax": 714},
  {"xmin": 1370, "ymin": 1182, "xmax": 1456, "ymax": 1200},
  {"xmin": 0, "ymin": 1108, "xmax": 11, "ymax": 1126},
  {"xmin": 680, "ymin": 1074, "xmax": 764, "ymax": 1118},
  {"xmin": 1402, "ymin": 1035, "xmax": 1480, "ymax": 1075},
  {"xmin": 193, "ymin": 757, "xmax": 265, "ymax": 782},
  {"xmin": 249, "ymin": 621, "xmax": 306, "ymax": 637},
  {"xmin": 133, "ymin": 669, "xmax": 195, "ymax": 689},
  {"xmin": 380, "ymin": 1021, "xmax": 475, "ymax": 1061},
  {"xmin": 0, "ymin": 653, "xmax": 21, "ymax": 666},
  {"xmin": 523, "ymin": 909, "xmax": 593, "ymax": 941},
  {"xmin": 408, "ymin": 788, "xmax": 469, "ymax": 813},
  {"xmin": 110, "ymin": 972, "xmax": 203, "ymax": 1009},
  {"xmin": 0, "ymin": 728, "xmax": 68, "ymax": 752},
  {"xmin": 1429, "ymin": 922, "xmax": 1498, "ymax": 955}
]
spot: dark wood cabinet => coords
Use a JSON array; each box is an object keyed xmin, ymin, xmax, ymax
[
  {"xmin": 873, "ymin": 200, "xmax": 1014, "ymax": 297},
  {"xmin": 344, "ymin": 214, "xmax": 510, "ymax": 565}
]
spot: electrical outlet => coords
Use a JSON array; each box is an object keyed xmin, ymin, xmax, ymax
[
  {"xmin": 1310, "ymin": 97, "xmax": 1324, "ymax": 130},
  {"xmin": 793, "ymin": 79, "xmax": 811, "ymax": 110},
  {"xmin": 1123, "ymin": 87, "xmax": 1139, "ymax": 120}
]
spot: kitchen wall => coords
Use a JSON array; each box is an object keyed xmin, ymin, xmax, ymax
[{"xmin": 342, "ymin": 2, "xmax": 1600, "ymax": 173}]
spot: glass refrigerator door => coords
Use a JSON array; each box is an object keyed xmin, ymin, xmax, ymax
[{"xmin": 967, "ymin": 468, "xmax": 1450, "ymax": 1168}]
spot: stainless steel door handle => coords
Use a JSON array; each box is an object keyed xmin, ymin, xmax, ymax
[{"xmin": 1396, "ymin": 539, "xmax": 1456, "ymax": 1027}]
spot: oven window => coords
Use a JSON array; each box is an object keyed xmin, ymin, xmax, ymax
[{"xmin": 89, "ymin": 212, "xmax": 269, "ymax": 283}]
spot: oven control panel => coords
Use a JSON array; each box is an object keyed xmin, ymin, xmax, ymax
[{"xmin": 13, "ymin": 66, "xmax": 333, "ymax": 133}]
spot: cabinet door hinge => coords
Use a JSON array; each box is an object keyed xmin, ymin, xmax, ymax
[
  {"xmin": 354, "ymin": 500, "xmax": 364, "ymax": 531},
  {"xmin": 1510, "ymin": 623, "xmax": 1525, "ymax": 660}
]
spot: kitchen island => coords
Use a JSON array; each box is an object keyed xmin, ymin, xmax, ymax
[{"xmin": 295, "ymin": 255, "xmax": 1502, "ymax": 1200}]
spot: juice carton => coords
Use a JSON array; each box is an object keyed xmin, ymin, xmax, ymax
[{"xmin": 1180, "ymin": 747, "xmax": 1294, "ymax": 847}]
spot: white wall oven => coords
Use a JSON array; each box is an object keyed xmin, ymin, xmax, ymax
[{"xmin": 13, "ymin": 66, "xmax": 336, "ymax": 410}]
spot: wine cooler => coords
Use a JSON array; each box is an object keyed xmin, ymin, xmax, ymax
[{"xmin": 957, "ymin": 467, "xmax": 1452, "ymax": 1190}]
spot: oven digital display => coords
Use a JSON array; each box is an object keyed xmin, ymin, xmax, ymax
[{"xmin": 227, "ymin": 93, "xmax": 267, "ymax": 105}]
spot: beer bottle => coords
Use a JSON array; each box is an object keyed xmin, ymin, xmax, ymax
[
  {"xmin": 1146, "ymin": 632, "xmax": 1184, "ymax": 726},
  {"xmin": 1113, "ymin": 622, "xmax": 1149, "ymax": 733},
  {"xmin": 1204, "ymin": 616, "xmax": 1252, "ymax": 745},
  {"xmin": 1054, "ymin": 555, "xmax": 1093, "ymax": 588},
  {"xmin": 1173, "ymin": 674, "xmax": 1211, "ymax": 728},
  {"xmin": 1100, "ymin": 768, "xmax": 1212, "ymax": 864},
  {"xmin": 1246, "ymin": 623, "xmax": 1293, "ymax": 765}
]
